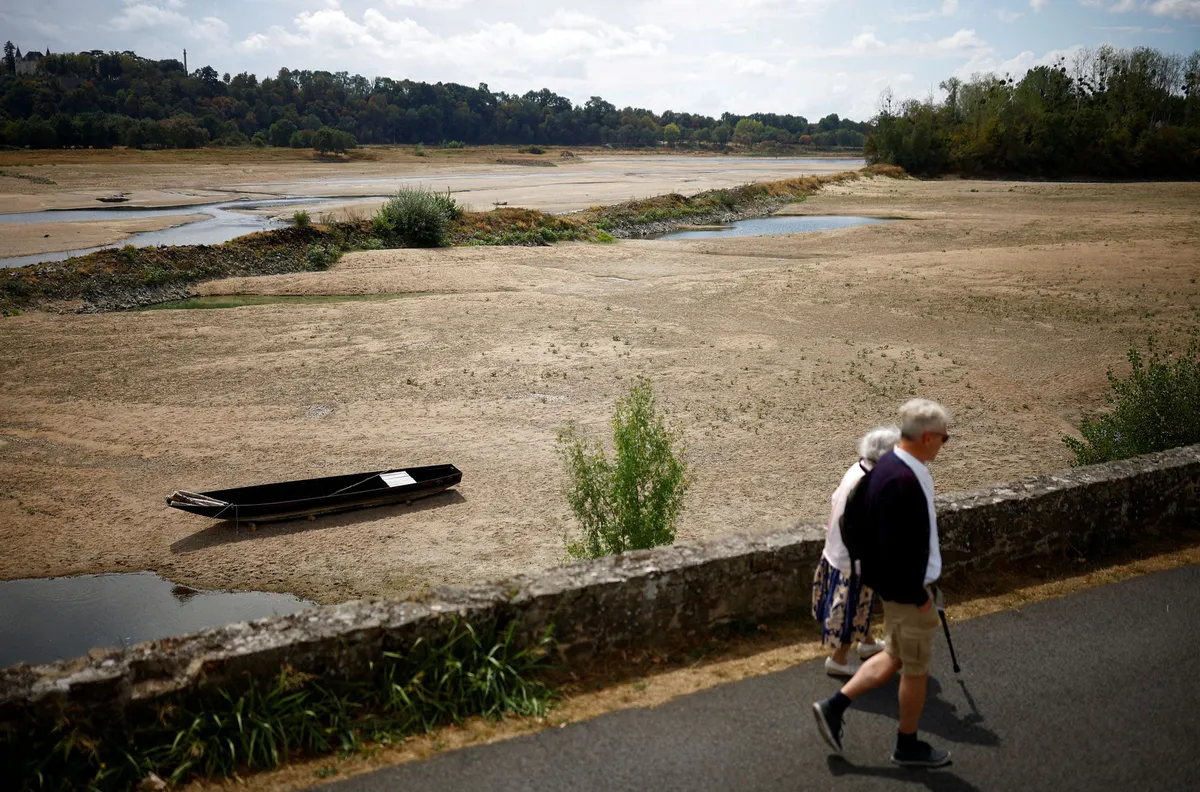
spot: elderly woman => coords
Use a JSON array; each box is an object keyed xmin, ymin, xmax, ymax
[{"xmin": 811, "ymin": 425, "xmax": 901, "ymax": 676}]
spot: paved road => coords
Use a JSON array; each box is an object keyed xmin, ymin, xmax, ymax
[{"xmin": 327, "ymin": 565, "xmax": 1200, "ymax": 791}]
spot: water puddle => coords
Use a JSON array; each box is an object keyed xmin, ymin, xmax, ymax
[
  {"xmin": 0, "ymin": 197, "xmax": 344, "ymax": 269},
  {"xmin": 0, "ymin": 572, "xmax": 314, "ymax": 668},
  {"xmin": 657, "ymin": 215, "xmax": 888, "ymax": 240},
  {"xmin": 138, "ymin": 293, "xmax": 413, "ymax": 310}
]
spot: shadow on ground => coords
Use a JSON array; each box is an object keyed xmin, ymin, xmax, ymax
[
  {"xmin": 826, "ymin": 756, "xmax": 984, "ymax": 791},
  {"xmin": 851, "ymin": 676, "xmax": 999, "ymax": 747},
  {"xmin": 169, "ymin": 489, "xmax": 466, "ymax": 554}
]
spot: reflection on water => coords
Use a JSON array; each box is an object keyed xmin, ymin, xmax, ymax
[
  {"xmin": 657, "ymin": 215, "xmax": 889, "ymax": 239},
  {"xmin": 0, "ymin": 572, "xmax": 314, "ymax": 668}
]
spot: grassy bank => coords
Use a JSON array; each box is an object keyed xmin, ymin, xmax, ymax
[
  {"xmin": 0, "ymin": 166, "xmax": 901, "ymax": 315},
  {"xmin": 5, "ymin": 620, "xmax": 555, "ymax": 791}
]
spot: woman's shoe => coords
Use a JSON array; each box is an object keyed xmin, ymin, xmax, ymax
[
  {"xmin": 824, "ymin": 655, "xmax": 859, "ymax": 677},
  {"xmin": 857, "ymin": 639, "xmax": 885, "ymax": 660}
]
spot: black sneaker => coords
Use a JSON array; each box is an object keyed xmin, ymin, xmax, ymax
[
  {"xmin": 891, "ymin": 739, "xmax": 951, "ymax": 768},
  {"xmin": 812, "ymin": 699, "xmax": 844, "ymax": 756}
]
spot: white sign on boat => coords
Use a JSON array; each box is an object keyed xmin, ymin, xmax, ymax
[{"xmin": 380, "ymin": 471, "xmax": 417, "ymax": 487}]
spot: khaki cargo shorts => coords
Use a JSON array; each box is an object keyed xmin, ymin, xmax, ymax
[{"xmin": 882, "ymin": 596, "xmax": 939, "ymax": 677}]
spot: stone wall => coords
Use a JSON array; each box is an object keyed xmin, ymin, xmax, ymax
[{"xmin": 2, "ymin": 444, "xmax": 1198, "ymax": 730}]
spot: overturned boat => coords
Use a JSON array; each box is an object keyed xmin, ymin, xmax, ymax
[{"xmin": 167, "ymin": 464, "xmax": 462, "ymax": 523}]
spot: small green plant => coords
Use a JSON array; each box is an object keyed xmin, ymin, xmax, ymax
[
  {"xmin": 373, "ymin": 187, "xmax": 461, "ymax": 248},
  {"xmin": 292, "ymin": 210, "xmax": 311, "ymax": 228},
  {"xmin": 1064, "ymin": 335, "xmax": 1200, "ymax": 465},
  {"xmin": 305, "ymin": 244, "xmax": 339, "ymax": 268},
  {"xmin": 558, "ymin": 377, "xmax": 690, "ymax": 559},
  {"xmin": 413, "ymin": 143, "xmax": 426, "ymax": 157},
  {"xmin": 518, "ymin": 145, "xmax": 545, "ymax": 154}
]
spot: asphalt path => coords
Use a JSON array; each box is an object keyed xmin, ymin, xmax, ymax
[{"xmin": 326, "ymin": 564, "xmax": 1200, "ymax": 792}]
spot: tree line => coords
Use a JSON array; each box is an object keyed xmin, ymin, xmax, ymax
[
  {"xmin": 0, "ymin": 44, "xmax": 867, "ymax": 152},
  {"xmin": 867, "ymin": 45, "xmax": 1200, "ymax": 178}
]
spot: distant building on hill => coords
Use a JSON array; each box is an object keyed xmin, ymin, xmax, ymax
[{"xmin": 15, "ymin": 50, "xmax": 43, "ymax": 75}]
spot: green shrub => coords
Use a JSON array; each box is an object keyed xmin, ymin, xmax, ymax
[
  {"xmin": 372, "ymin": 187, "xmax": 461, "ymax": 248},
  {"xmin": 413, "ymin": 143, "xmax": 426, "ymax": 157},
  {"xmin": 444, "ymin": 140, "xmax": 464, "ymax": 149},
  {"xmin": 292, "ymin": 210, "xmax": 311, "ymax": 228},
  {"xmin": 305, "ymin": 244, "xmax": 339, "ymax": 268},
  {"xmin": 558, "ymin": 377, "xmax": 690, "ymax": 559},
  {"xmin": 1064, "ymin": 335, "xmax": 1200, "ymax": 465},
  {"xmin": 518, "ymin": 145, "xmax": 545, "ymax": 155}
]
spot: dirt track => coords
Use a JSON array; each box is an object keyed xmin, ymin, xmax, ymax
[{"xmin": 1, "ymin": 172, "xmax": 1197, "ymax": 602}]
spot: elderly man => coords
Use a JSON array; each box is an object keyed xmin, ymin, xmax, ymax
[{"xmin": 813, "ymin": 398, "xmax": 953, "ymax": 768}]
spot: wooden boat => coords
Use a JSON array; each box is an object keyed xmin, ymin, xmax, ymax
[{"xmin": 166, "ymin": 464, "xmax": 461, "ymax": 523}]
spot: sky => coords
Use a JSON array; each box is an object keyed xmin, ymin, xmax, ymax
[{"xmin": 2, "ymin": 1, "xmax": 1198, "ymax": 121}]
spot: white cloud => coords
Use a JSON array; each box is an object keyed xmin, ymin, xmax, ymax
[
  {"xmin": 1030, "ymin": 0, "xmax": 1049, "ymax": 11},
  {"xmin": 238, "ymin": 8, "xmax": 671, "ymax": 66},
  {"xmin": 898, "ymin": 0, "xmax": 960, "ymax": 22},
  {"xmin": 998, "ymin": 9, "xmax": 1025, "ymax": 21},
  {"xmin": 387, "ymin": 0, "xmax": 473, "ymax": 8},
  {"xmin": 1079, "ymin": 0, "xmax": 1199, "ymax": 17},
  {"xmin": 1095, "ymin": 24, "xmax": 1177, "ymax": 30},
  {"xmin": 1145, "ymin": 0, "xmax": 1200, "ymax": 18},
  {"xmin": 952, "ymin": 44, "xmax": 1082, "ymax": 80},
  {"xmin": 851, "ymin": 29, "xmax": 886, "ymax": 50},
  {"xmin": 929, "ymin": 28, "xmax": 991, "ymax": 54},
  {"xmin": 108, "ymin": 4, "xmax": 230, "ymax": 43},
  {"xmin": 1079, "ymin": 0, "xmax": 1137, "ymax": 11}
]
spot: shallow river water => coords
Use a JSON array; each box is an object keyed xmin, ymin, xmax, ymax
[{"xmin": 0, "ymin": 572, "xmax": 314, "ymax": 668}]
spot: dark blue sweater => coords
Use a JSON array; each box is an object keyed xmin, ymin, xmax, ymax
[{"xmin": 854, "ymin": 450, "xmax": 932, "ymax": 606}]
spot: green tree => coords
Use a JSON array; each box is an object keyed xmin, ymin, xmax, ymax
[
  {"xmin": 3, "ymin": 41, "xmax": 14, "ymax": 74},
  {"xmin": 269, "ymin": 119, "xmax": 297, "ymax": 147},
  {"xmin": 311, "ymin": 125, "xmax": 336, "ymax": 153},
  {"xmin": 663, "ymin": 122, "xmax": 681, "ymax": 146},
  {"xmin": 557, "ymin": 377, "xmax": 690, "ymax": 559},
  {"xmin": 733, "ymin": 118, "xmax": 764, "ymax": 145}
]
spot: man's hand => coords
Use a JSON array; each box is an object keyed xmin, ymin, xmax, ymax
[{"xmin": 919, "ymin": 596, "xmax": 932, "ymax": 613}]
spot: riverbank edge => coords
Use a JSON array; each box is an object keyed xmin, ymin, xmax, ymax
[{"xmin": 0, "ymin": 165, "xmax": 904, "ymax": 316}]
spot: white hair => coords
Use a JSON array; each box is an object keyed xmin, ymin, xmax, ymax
[
  {"xmin": 858, "ymin": 425, "xmax": 901, "ymax": 463},
  {"xmin": 898, "ymin": 398, "xmax": 952, "ymax": 440}
]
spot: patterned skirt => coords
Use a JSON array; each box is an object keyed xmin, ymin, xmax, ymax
[{"xmin": 811, "ymin": 556, "xmax": 876, "ymax": 650}]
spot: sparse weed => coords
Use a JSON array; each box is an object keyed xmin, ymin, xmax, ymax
[{"xmin": 558, "ymin": 377, "xmax": 690, "ymax": 559}]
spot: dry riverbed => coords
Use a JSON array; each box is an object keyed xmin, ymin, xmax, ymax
[
  {"xmin": 0, "ymin": 175, "xmax": 1197, "ymax": 603},
  {"xmin": 0, "ymin": 147, "xmax": 862, "ymax": 257}
]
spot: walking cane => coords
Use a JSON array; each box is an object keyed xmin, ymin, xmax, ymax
[{"xmin": 934, "ymin": 586, "xmax": 962, "ymax": 674}]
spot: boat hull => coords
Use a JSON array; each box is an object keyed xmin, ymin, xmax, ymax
[{"xmin": 167, "ymin": 464, "xmax": 462, "ymax": 523}]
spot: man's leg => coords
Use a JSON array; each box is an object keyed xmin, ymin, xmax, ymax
[
  {"xmin": 841, "ymin": 650, "xmax": 901, "ymax": 698},
  {"xmin": 897, "ymin": 673, "xmax": 927, "ymax": 734},
  {"xmin": 889, "ymin": 609, "xmax": 950, "ymax": 768},
  {"xmin": 813, "ymin": 650, "xmax": 901, "ymax": 754}
]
